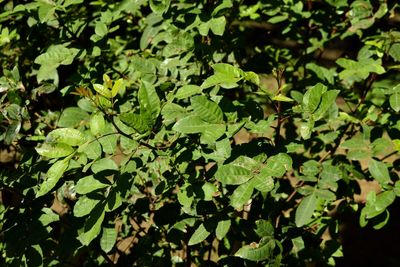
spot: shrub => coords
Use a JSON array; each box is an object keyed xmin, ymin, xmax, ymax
[{"xmin": 1, "ymin": 0, "xmax": 400, "ymax": 266}]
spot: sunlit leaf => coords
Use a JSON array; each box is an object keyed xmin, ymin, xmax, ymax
[
  {"xmin": 188, "ymin": 223, "xmax": 210, "ymax": 246},
  {"xmin": 46, "ymin": 128, "xmax": 86, "ymax": 146}
]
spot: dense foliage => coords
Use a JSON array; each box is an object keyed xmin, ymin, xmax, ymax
[{"xmin": 1, "ymin": 0, "xmax": 400, "ymax": 266}]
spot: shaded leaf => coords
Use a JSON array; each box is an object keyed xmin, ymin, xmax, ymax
[
  {"xmin": 78, "ymin": 204, "xmax": 105, "ymax": 246},
  {"xmin": 4, "ymin": 121, "xmax": 21, "ymax": 145},
  {"xmin": 58, "ymin": 107, "xmax": 89, "ymax": 128},
  {"xmin": 37, "ymin": 159, "xmax": 69, "ymax": 197},
  {"xmin": 295, "ymin": 192, "xmax": 317, "ymax": 227}
]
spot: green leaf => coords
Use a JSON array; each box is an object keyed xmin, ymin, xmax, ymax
[
  {"xmin": 201, "ymin": 73, "xmax": 240, "ymax": 89},
  {"xmin": 374, "ymin": 190, "xmax": 395, "ymax": 211},
  {"xmin": 58, "ymin": 107, "xmax": 89, "ymax": 128},
  {"xmin": 78, "ymin": 140, "xmax": 102, "ymax": 159},
  {"xmin": 36, "ymin": 143, "xmax": 74, "ymax": 158},
  {"xmin": 91, "ymin": 158, "xmax": 118, "ymax": 173},
  {"xmin": 300, "ymin": 119, "xmax": 314, "ymax": 140},
  {"xmin": 177, "ymin": 183, "xmax": 194, "ymax": 209},
  {"xmin": 313, "ymin": 90, "xmax": 340, "ymax": 120},
  {"xmin": 161, "ymin": 103, "xmax": 187, "ymax": 125},
  {"xmin": 389, "ymin": 92, "xmax": 400, "ymax": 112},
  {"xmin": 209, "ymin": 16, "xmax": 226, "ymax": 36},
  {"xmin": 243, "ymin": 71, "xmax": 260, "ymax": 86},
  {"xmin": 201, "ymin": 64, "xmax": 243, "ymax": 89},
  {"xmin": 302, "ymin": 83, "xmax": 327, "ymax": 113},
  {"xmin": 212, "ymin": 63, "xmax": 243, "ymax": 78},
  {"xmin": 188, "ymin": 223, "xmax": 211, "ymax": 246},
  {"xmin": 98, "ymin": 134, "xmax": 118, "ymax": 154},
  {"xmin": 395, "ymin": 180, "xmax": 400, "ymax": 196},
  {"xmin": 105, "ymin": 190, "xmax": 122, "ymax": 211},
  {"xmin": 175, "ymin": 85, "xmax": 203, "ymax": 99},
  {"xmin": 272, "ymin": 94, "xmax": 294, "ymax": 102},
  {"xmin": 120, "ymin": 112, "xmax": 152, "ymax": 134},
  {"xmin": 368, "ymin": 159, "xmax": 391, "ymax": 185},
  {"xmin": 90, "ymin": 113, "xmax": 106, "ymax": 136},
  {"xmin": 4, "ymin": 121, "xmax": 21, "ymax": 145},
  {"xmin": 252, "ymin": 175, "xmax": 274, "ymax": 193},
  {"xmin": 255, "ymin": 220, "xmax": 274, "ymax": 237},
  {"xmin": 172, "ymin": 115, "xmax": 225, "ymax": 139},
  {"xmin": 389, "ymin": 43, "xmax": 400, "ymax": 62},
  {"xmin": 93, "ymin": 83, "xmax": 112, "ymax": 98},
  {"xmin": 37, "ymin": 2, "xmax": 55, "ymax": 23},
  {"xmin": 337, "ymin": 58, "xmax": 385, "ymax": 84},
  {"xmin": 295, "ymin": 192, "xmax": 318, "ymax": 227},
  {"xmin": 216, "ymin": 219, "xmax": 231, "ymax": 240},
  {"xmin": 200, "ymin": 124, "xmax": 226, "ymax": 144},
  {"xmin": 111, "ymin": 78, "xmax": 125, "ymax": 97},
  {"xmin": 215, "ymin": 157, "xmax": 258, "ymax": 185},
  {"xmin": 75, "ymin": 175, "xmax": 109, "ymax": 194},
  {"xmin": 191, "ymin": 95, "xmax": 223, "ymax": 123},
  {"xmin": 235, "ymin": 238, "xmax": 275, "ymax": 261},
  {"xmin": 201, "ymin": 182, "xmax": 217, "ymax": 201},
  {"xmin": 34, "ymin": 45, "xmax": 79, "ymax": 83},
  {"xmin": 230, "ymin": 181, "xmax": 254, "ymax": 210},
  {"xmin": 315, "ymin": 189, "xmax": 336, "ymax": 201},
  {"xmin": 78, "ymin": 205, "xmax": 106, "ymax": 246},
  {"xmin": 263, "ymin": 153, "xmax": 292, "ymax": 177},
  {"xmin": 138, "ymin": 81, "xmax": 160, "ymax": 123},
  {"xmin": 37, "ymin": 159, "xmax": 69, "ymax": 197},
  {"xmin": 74, "ymin": 196, "xmax": 101, "ymax": 217},
  {"xmin": 198, "ymin": 20, "xmax": 211, "ymax": 36},
  {"xmin": 95, "ymin": 21, "xmax": 108, "ymax": 37},
  {"xmin": 46, "ymin": 128, "xmax": 86, "ymax": 146},
  {"xmin": 39, "ymin": 208, "xmax": 59, "ymax": 226},
  {"xmin": 100, "ymin": 227, "xmax": 117, "ymax": 253},
  {"xmin": 307, "ymin": 63, "xmax": 335, "ymax": 84},
  {"xmin": 246, "ymin": 117, "xmax": 274, "ymax": 134},
  {"xmin": 149, "ymin": 0, "xmax": 171, "ymax": 14}
]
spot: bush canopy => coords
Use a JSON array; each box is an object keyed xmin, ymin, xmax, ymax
[{"xmin": 1, "ymin": 0, "xmax": 400, "ymax": 266}]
